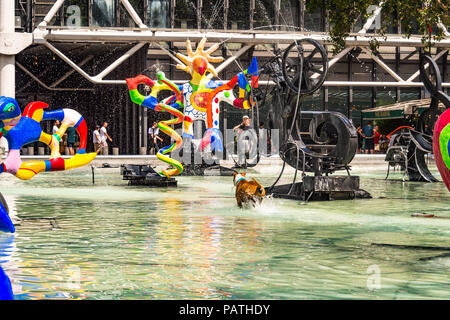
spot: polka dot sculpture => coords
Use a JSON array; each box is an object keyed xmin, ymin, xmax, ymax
[{"xmin": 126, "ymin": 37, "xmax": 258, "ymax": 178}]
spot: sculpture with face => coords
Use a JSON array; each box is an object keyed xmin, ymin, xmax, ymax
[
  {"xmin": 126, "ymin": 37, "xmax": 258, "ymax": 178},
  {"xmin": 0, "ymin": 96, "xmax": 97, "ymax": 180}
]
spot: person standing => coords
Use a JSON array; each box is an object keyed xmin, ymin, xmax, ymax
[
  {"xmin": 362, "ymin": 121, "xmax": 375, "ymax": 154},
  {"xmin": 356, "ymin": 124, "xmax": 364, "ymax": 154},
  {"xmin": 66, "ymin": 126, "xmax": 77, "ymax": 155},
  {"xmin": 233, "ymin": 115, "xmax": 252, "ymax": 133},
  {"xmin": 52, "ymin": 120, "xmax": 60, "ymax": 134},
  {"xmin": 374, "ymin": 125, "xmax": 381, "ymax": 153},
  {"xmin": 93, "ymin": 125, "xmax": 102, "ymax": 154},
  {"xmin": 100, "ymin": 122, "xmax": 112, "ymax": 155},
  {"xmin": 148, "ymin": 122, "xmax": 162, "ymax": 154}
]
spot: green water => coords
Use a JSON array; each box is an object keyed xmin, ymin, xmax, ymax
[{"xmin": 1, "ymin": 167, "xmax": 450, "ymax": 299}]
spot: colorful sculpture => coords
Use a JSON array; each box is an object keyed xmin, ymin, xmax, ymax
[
  {"xmin": 0, "ymin": 203, "xmax": 14, "ymax": 234},
  {"xmin": 0, "ymin": 97, "xmax": 97, "ymax": 233},
  {"xmin": 0, "ymin": 265, "xmax": 13, "ymax": 300},
  {"xmin": 126, "ymin": 37, "xmax": 258, "ymax": 178},
  {"xmin": 433, "ymin": 110, "xmax": 450, "ymax": 191},
  {"xmin": 0, "ymin": 97, "xmax": 97, "ymax": 180},
  {"xmin": 419, "ymin": 55, "xmax": 450, "ymax": 191}
]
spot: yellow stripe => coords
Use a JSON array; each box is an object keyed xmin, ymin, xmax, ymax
[
  {"xmin": 31, "ymin": 109, "xmax": 44, "ymax": 122},
  {"xmin": 64, "ymin": 152, "xmax": 97, "ymax": 170}
]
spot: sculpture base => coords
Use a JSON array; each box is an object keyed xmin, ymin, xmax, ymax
[
  {"xmin": 120, "ymin": 164, "xmax": 177, "ymax": 187},
  {"xmin": 267, "ymin": 175, "xmax": 371, "ymax": 201}
]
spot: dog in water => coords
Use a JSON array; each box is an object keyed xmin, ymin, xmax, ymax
[{"xmin": 232, "ymin": 172, "xmax": 266, "ymax": 208}]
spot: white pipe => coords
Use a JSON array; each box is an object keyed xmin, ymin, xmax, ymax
[
  {"xmin": 44, "ymin": 41, "xmax": 134, "ymax": 85},
  {"xmin": 0, "ymin": 0, "xmax": 15, "ymax": 98},
  {"xmin": 38, "ymin": 0, "xmax": 65, "ymax": 28},
  {"xmin": 406, "ymin": 49, "xmax": 449, "ymax": 82},
  {"xmin": 39, "ymin": 30, "xmax": 450, "ymax": 47},
  {"xmin": 50, "ymin": 55, "xmax": 94, "ymax": 87},
  {"xmin": 153, "ymin": 42, "xmax": 186, "ymax": 68},
  {"xmin": 311, "ymin": 47, "xmax": 354, "ymax": 80},
  {"xmin": 16, "ymin": 62, "xmax": 94, "ymax": 91},
  {"xmin": 120, "ymin": 0, "xmax": 147, "ymax": 29},
  {"xmin": 361, "ymin": 47, "xmax": 404, "ymax": 82},
  {"xmin": 206, "ymin": 44, "xmax": 252, "ymax": 81},
  {"xmin": 45, "ymin": 42, "xmax": 93, "ymax": 81},
  {"xmin": 168, "ymin": 80, "xmax": 450, "ymax": 88},
  {"xmin": 323, "ymin": 81, "xmax": 423, "ymax": 87},
  {"xmin": 438, "ymin": 22, "xmax": 450, "ymax": 37},
  {"xmin": 0, "ymin": 56, "xmax": 15, "ymax": 97},
  {"xmin": 94, "ymin": 42, "xmax": 146, "ymax": 80},
  {"xmin": 358, "ymin": 3, "xmax": 383, "ymax": 34}
]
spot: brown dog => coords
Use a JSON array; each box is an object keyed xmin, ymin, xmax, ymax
[{"xmin": 232, "ymin": 172, "xmax": 266, "ymax": 208}]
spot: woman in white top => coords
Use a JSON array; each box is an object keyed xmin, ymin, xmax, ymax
[
  {"xmin": 93, "ymin": 125, "xmax": 102, "ymax": 154},
  {"xmin": 52, "ymin": 120, "xmax": 60, "ymax": 134},
  {"xmin": 100, "ymin": 122, "xmax": 112, "ymax": 154}
]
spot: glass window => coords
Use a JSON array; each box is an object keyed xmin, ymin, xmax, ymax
[
  {"xmin": 381, "ymin": 10, "xmax": 397, "ymax": 34},
  {"xmin": 376, "ymin": 87, "xmax": 397, "ymax": 107},
  {"xmin": 401, "ymin": 16, "xmax": 419, "ymax": 35},
  {"xmin": 227, "ymin": 0, "xmax": 250, "ymax": 30},
  {"xmin": 64, "ymin": 0, "xmax": 89, "ymax": 27},
  {"xmin": 253, "ymin": 0, "xmax": 275, "ymax": 30},
  {"xmin": 302, "ymin": 88, "xmax": 324, "ymax": 111},
  {"xmin": 279, "ymin": 0, "xmax": 300, "ymax": 31},
  {"xmin": 148, "ymin": 0, "xmax": 170, "ymax": 28},
  {"xmin": 201, "ymin": 0, "xmax": 224, "ymax": 29},
  {"xmin": 118, "ymin": 0, "xmax": 145, "ymax": 28},
  {"xmin": 92, "ymin": 0, "xmax": 116, "ymax": 27},
  {"xmin": 327, "ymin": 87, "xmax": 347, "ymax": 115},
  {"xmin": 353, "ymin": 88, "xmax": 373, "ymax": 125},
  {"xmin": 400, "ymin": 88, "xmax": 420, "ymax": 102},
  {"xmin": 304, "ymin": 0, "xmax": 323, "ymax": 32},
  {"xmin": 174, "ymin": 0, "xmax": 197, "ymax": 29}
]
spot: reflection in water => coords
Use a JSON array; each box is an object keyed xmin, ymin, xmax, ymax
[
  {"xmin": 0, "ymin": 234, "xmax": 14, "ymax": 299},
  {"xmin": 0, "ymin": 168, "xmax": 449, "ymax": 299}
]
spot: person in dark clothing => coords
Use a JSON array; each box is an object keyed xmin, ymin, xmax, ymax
[
  {"xmin": 233, "ymin": 115, "xmax": 252, "ymax": 132},
  {"xmin": 356, "ymin": 124, "xmax": 364, "ymax": 154},
  {"xmin": 148, "ymin": 122, "xmax": 163, "ymax": 154},
  {"xmin": 362, "ymin": 121, "xmax": 375, "ymax": 154},
  {"xmin": 66, "ymin": 126, "xmax": 77, "ymax": 155}
]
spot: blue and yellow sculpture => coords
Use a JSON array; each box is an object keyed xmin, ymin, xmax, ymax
[{"xmin": 0, "ymin": 96, "xmax": 97, "ymax": 233}]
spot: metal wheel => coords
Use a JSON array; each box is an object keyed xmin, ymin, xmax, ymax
[{"xmin": 281, "ymin": 39, "xmax": 328, "ymax": 95}]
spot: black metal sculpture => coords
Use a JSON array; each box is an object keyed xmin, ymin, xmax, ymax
[{"xmin": 385, "ymin": 54, "xmax": 449, "ymax": 182}]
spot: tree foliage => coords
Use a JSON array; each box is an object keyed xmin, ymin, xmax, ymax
[{"xmin": 305, "ymin": 0, "xmax": 449, "ymax": 54}]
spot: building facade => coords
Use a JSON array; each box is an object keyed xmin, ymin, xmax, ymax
[{"xmin": 2, "ymin": 0, "xmax": 449, "ymax": 154}]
